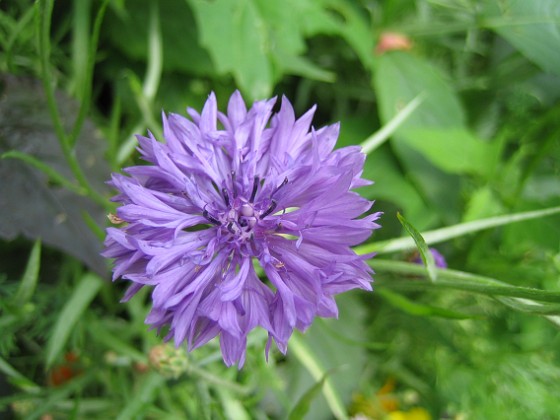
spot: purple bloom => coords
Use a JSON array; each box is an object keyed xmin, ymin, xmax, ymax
[
  {"xmin": 413, "ymin": 248, "xmax": 447, "ymax": 269},
  {"xmin": 103, "ymin": 92, "xmax": 381, "ymax": 367}
]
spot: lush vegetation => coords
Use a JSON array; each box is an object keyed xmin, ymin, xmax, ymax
[{"xmin": 1, "ymin": 0, "xmax": 560, "ymax": 418}]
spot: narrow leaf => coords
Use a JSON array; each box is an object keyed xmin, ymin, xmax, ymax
[
  {"xmin": 13, "ymin": 239, "xmax": 41, "ymax": 306},
  {"xmin": 288, "ymin": 370, "xmax": 332, "ymax": 420},
  {"xmin": 142, "ymin": 1, "xmax": 163, "ymax": 101},
  {"xmin": 116, "ymin": 372, "xmax": 165, "ymax": 420},
  {"xmin": 289, "ymin": 333, "xmax": 348, "ymax": 420},
  {"xmin": 357, "ymin": 205, "xmax": 560, "ymax": 255},
  {"xmin": 2, "ymin": 151, "xmax": 85, "ymax": 195},
  {"xmin": 378, "ymin": 288, "xmax": 474, "ymax": 319},
  {"xmin": 496, "ymin": 297, "xmax": 560, "ymax": 315},
  {"xmin": 397, "ymin": 212, "xmax": 437, "ymax": 282},
  {"xmin": 372, "ymin": 260, "xmax": 560, "ymax": 304},
  {"xmin": 360, "ymin": 93, "xmax": 424, "ymax": 155},
  {"xmin": 45, "ymin": 273, "xmax": 103, "ymax": 368},
  {"xmin": 88, "ymin": 321, "xmax": 147, "ymax": 363},
  {"xmin": 0, "ymin": 355, "xmax": 41, "ymax": 393}
]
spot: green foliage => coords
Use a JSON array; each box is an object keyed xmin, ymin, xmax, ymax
[
  {"xmin": 45, "ymin": 273, "xmax": 104, "ymax": 369},
  {"xmin": 1, "ymin": 0, "xmax": 560, "ymax": 418}
]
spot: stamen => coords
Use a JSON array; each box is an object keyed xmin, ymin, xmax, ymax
[
  {"xmin": 227, "ymin": 222, "xmax": 235, "ymax": 234},
  {"xmin": 211, "ymin": 181, "xmax": 220, "ymax": 195},
  {"xmin": 231, "ymin": 171, "xmax": 238, "ymax": 198},
  {"xmin": 222, "ymin": 188, "xmax": 230, "ymax": 207},
  {"xmin": 250, "ymin": 176, "xmax": 259, "ymax": 203},
  {"xmin": 202, "ymin": 208, "xmax": 221, "ymax": 226},
  {"xmin": 271, "ymin": 177, "xmax": 288, "ymax": 197},
  {"xmin": 260, "ymin": 200, "xmax": 277, "ymax": 219}
]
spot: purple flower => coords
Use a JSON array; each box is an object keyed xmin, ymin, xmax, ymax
[
  {"xmin": 413, "ymin": 248, "xmax": 448, "ymax": 269},
  {"xmin": 103, "ymin": 92, "xmax": 381, "ymax": 367}
]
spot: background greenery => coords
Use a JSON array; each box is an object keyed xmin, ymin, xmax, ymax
[{"xmin": 1, "ymin": 0, "xmax": 560, "ymax": 418}]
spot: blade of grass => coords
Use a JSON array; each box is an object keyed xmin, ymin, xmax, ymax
[
  {"xmin": 316, "ymin": 319, "xmax": 388, "ymax": 351},
  {"xmin": 37, "ymin": 0, "xmax": 67, "ymax": 145},
  {"xmin": 360, "ymin": 93, "xmax": 424, "ymax": 154},
  {"xmin": 88, "ymin": 320, "xmax": 147, "ymax": 363},
  {"xmin": 81, "ymin": 210, "xmax": 105, "ymax": 241},
  {"xmin": 45, "ymin": 273, "xmax": 103, "ymax": 369},
  {"xmin": 2, "ymin": 151, "xmax": 86, "ymax": 195},
  {"xmin": 357, "ymin": 205, "xmax": 560, "ymax": 255},
  {"xmin": 4, "ymin": 6, "xmax": 35, "ymax": 72},
  {"xmin": 68, "ymin": 0, "xmax": 110, "ymax": 148},
  {"xmin": 116, "ymin": 4, "xmax": 163, "ymax": 165},
  {"xmin": 36, "ymin": 0, "xmax": 109, "ymax": 209},
  {"xmin": 70, "ymin": 0, "xmax": 91, "ymax": 101},
  {"xmin": 27, "ymin": 373, "xmax": 94, "ymax": 420},
  {"xmin": 288, "ymin": 370, "xmax": 334, "ymax": 420},
  {"xmin": 0, "ymin": 356, "xmax": 41, "ymax": 393},
  {"xmin": 497, "ymin": 297, "xmax": 560, "ymax": 315},
  {"xmin": 397, "ymin": 212, "xmax": 437, "ymax": 282},
  {"xmin": 13, "ymin": 239, "xmax": 41, "ymax": 306},
  {"xmin": 377, "ymin": 288, "xmax": 475, "ymax": 319},
  {"xmin": 143, "ymin": 2, "xmax": 162, "ymax": 102},
  {"xmin": 116, "ymin": 372, "xmax": 165, "ymax": 420},
  {"xmin": 289, "ymin": 333, "xmax": 348, "ymax": 420},
  {"xmin": 372, "ymin": 260, "xmax": 560, "ymax": 303}
]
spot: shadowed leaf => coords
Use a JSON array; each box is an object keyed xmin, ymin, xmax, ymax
[{"xmin": 0, "ymin": 75, "xmax": 109, "ymax": 275}]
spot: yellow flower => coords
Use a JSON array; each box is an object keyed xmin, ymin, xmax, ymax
[{"xmin": 387, "ymin": 407, "xmax": 431, "ymax": 420}]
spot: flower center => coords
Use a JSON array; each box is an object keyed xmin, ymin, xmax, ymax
[
  {"xmin": 201, "ymin": 176, "xmax": 287, "ymax": 243},
  {"xmin": 222, "ymin": 202, "xmax": 258, "ymax": 241}
]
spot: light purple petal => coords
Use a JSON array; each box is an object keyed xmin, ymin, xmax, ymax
[{"xmin": 103, "ymin": 91, "xmax": 381, "ymax": 367}]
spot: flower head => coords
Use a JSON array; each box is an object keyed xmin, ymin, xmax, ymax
[{"xmin": 103, "ymin": 92, "xmax": 381, "ymax": 367}]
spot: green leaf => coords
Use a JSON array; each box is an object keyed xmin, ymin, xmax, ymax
[
  {"xmin": 484, "ymin": 0, "xmax": 560, "ymax": 76},
  {"xmin": 88, "ymin": 321, "xmax": 147, "ymax": 363},
  {"xmin": 289, "ymin": 333, "xmax": 348, "ymax": 420},
  {"xmin": 497, "ymin": 297, "xmax": 560, "ymax": 315},
  {"xmin": 272, "ymin": 52, "xmax": 336, "ymax": 83},
  {"xmin": 116, "ymin": 372, "xmax": 165, "ymax": 420},
  {"xmin": 372, "ymin": 260, "xmax": 560, "ymax": 304},
  {"xmin": 375, "ymin": 52, "xmax": 464, "ymax": 131},
  {"xmin": 400, "ymin": 128, "xmax": 502, "ymax": 179},
  {"xmin": 142, "ymin": 1, "xmax": 163, "ymax": 101},
  {"xmin": 357, "ymin": 205, "xmax": 560, "ymax": 255},
  {"xmin": 0, "ymin": 75, "xmax": 109, "ymax": 275},
  {"xmin": 188, "ymin": 0, "xmax": 273, "ymax": 100},
  {"xmin": 325, "ymin": 0, "xmax": 375, "ymax": 69},
  {"xmin": 13, "ymin": 239, "xmax": 41, "ymax": 306},
  {"xmin": 288, "ymin": 370, "xmax": 332, "ymax": 420},
  {"xmin": 463, "ymin": 186, "xmax": 504, "ymax": 222},
  {"xmin": 45, "ymin": 273, "xmax": 103, "ymax": 369},
  {"xmin": 360, "ymin": 147, "xmax": 436, "ymax": 229},
  {"xmin": 1, "ymin": 151, "xmax": 85, "ymax": 195},
  {"xmin": 397, "ymin": 212, "xmax": 437, "ymax": 282},
  {"xmin": 360, "ymin": 94, "xmax": 424, "ymax": 155},
  {"xmin": 377, "ymin": 288, "xmax": 474, "ymax": 319},
  {"xmin": 374, "ymin": 51, "xmax": 466, "ymax": 221},
  {"xmin": 102, "ymin": 0, "xmax": 214, "ymax": 76},
  {"xmin": 0, "ymin": 355, "xmax": 40, "ymax": 392}
]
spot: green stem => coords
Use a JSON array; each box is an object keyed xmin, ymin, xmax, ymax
[
  {"xmin": 189, "ymin": 365, "xmax": 251, "ymax": 395},
  {"xmin": 357, "ymin": 205, "xmax": 560, "ymax": 255},
  {"xmin": 372, "ymin": 260, "xmax": 560, "ymax": 303},
  {"xmin": 68, "ymin": 0, "xmax": 110, "ymax": 148},
  {"xmin": 37, "ymin": 0, "xmax": 109, "ymax": 210}
]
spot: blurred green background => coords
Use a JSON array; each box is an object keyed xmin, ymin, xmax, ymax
[{"xmin": 1, "ymin": 0, "xmax": 560, "ymax": 418}]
